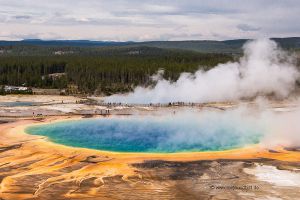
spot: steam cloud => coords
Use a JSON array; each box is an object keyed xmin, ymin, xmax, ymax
[
  {"xmin": 131, "ymin": 103, "xmax": 300, "ymax": 150},
  {"xmin": 103, "ymin": 38, "xmax": 300, "ymax": 149},
  {"xmin": 105, "ymin": 39, "xmax": 299, "ymax": 104}
]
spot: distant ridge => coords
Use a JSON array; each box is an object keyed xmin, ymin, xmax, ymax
[
  {"xmin": 0, "ymin": 39, "xmax": 134, "ymax": 47},
  {"xmin": 0, "ymin": 37, "xmax": 299, "ymax": 53},
  {"xmin": 137, "ymin": 37, "xmax": 300, "ymax": 53}
]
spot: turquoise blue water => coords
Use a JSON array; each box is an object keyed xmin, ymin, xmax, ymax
[{"xmin": 26, "ymin": 115, "xmax": 263, "ymax": 153}]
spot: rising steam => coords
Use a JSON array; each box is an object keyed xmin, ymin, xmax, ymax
[
  {"xmin": 145, "ymin": 103, "xmax": 300, "ymax": 149},
  {"xmin": 105, "ymin": 39, "xmax": 299, "ymax": 104}
]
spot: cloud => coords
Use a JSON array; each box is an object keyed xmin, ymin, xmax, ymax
[
  {"xmin": 237, "ymin": 24, "xmax": 261, "ymax": 32},
  {"xmin": 14, "ymin": 15, "xmax": 31, "ymax": 19},
  {"xmin": 0, "ymin": 0, "xmax": 299, "ymax": 41},
  {"xmin": 0, "ymin": 31, "xmax": 63, "ymax": 41}
]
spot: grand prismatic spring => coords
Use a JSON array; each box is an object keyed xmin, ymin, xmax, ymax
[{"xmin": 26, "ymin": 113, "xmax": 263, "ymax": 153}]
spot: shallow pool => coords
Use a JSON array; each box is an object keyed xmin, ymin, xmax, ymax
[{"xmin": 0, "ymin": 101, "xmax": 37, "ymax": 107}]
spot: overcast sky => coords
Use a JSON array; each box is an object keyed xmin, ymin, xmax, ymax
[{"xmin": 0, "ymin": 0, "xmax": 299, "ymax": 41}]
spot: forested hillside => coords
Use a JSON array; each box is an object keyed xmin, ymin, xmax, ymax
[
  {"xmin": 0, "ymin": 47, "xmax": 233, "ymax": 94},
  {"xmin": 1, "ymin": 37, "xmax": 299, "ymax": 95}
]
